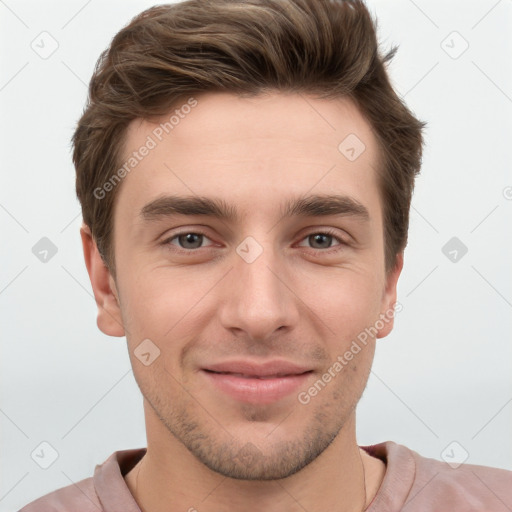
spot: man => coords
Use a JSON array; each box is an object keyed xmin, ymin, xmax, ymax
[{"xmin": 19, "ymin": 0, "xmax": 512, "ymax": 510}]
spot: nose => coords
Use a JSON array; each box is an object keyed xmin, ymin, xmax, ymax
[{"xmin": 218, "ymin": 239, "xmax": 300, "ymax": 343}]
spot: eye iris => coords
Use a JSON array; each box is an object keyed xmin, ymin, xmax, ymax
[
  {"xmin": 310, "ymin": 233, "xmax": 332, "ymax": 249},
  {"xmin": 174, "ymin": 233, "xmax": 336, "ymax": 250},
  {"xmin": 179, "ymin": 233, "xmax": 203, "ymax": 249}
]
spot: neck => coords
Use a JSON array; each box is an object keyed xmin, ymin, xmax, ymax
[{"xmin": 125, "ymin": 405, "xmax": 385, "ymax": 512}]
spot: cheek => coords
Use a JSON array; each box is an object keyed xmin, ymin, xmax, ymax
[
  {"xmin": 121, "ymin": 273, "xmax": 200, "ymax": 390},
  {"xmin": 120, "ymin": 268, "xmax": 223, "ymax": 381},
  {"xmin": 119, "ymin": 271, "xmax": 195, "ymax": 345},
  {"xmin": 297, "ymin": 268, "xmax": 383, "ymax": 336},
  {"xmin": 119, "ymin": 248, "xmax": 385, "ymax": 349}
]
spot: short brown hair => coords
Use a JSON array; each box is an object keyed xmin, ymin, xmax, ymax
[{"xmin": 73, "ymin": 0, "xmax": 425, "ymax": 278}]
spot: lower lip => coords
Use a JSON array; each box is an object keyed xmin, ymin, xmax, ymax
[{"xmin": 201, "ymin": 370, "xmax": 313, "ymax": 404}]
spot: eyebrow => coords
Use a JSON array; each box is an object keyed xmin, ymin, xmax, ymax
[{"xmin": 140, "ymin": 194, "xmax": 370, "ymax": 223}]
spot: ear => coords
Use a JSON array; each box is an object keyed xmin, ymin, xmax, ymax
[
  {"xmin": 376, "ymin": 252, "xmax": 404, "ymax": 339},
  {"xmin": 80, "ymin": 223, "xmax": 125, "ymax": 337}
]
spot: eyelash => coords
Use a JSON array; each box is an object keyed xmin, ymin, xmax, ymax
[{"xmin": 161, "ymin": 228, "xmax": 347, "ymax": 255}]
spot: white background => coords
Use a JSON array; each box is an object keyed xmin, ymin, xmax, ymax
[{"xmin": 1, "ymin": 0, "xmax": 511, "ymax": 510}]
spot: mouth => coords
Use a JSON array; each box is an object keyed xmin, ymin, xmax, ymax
[
  {"xmin": 200, "ymin": 363, "xmax": 314, "ymax": 404},
  {"xmin": 203, "ymin": 369, "xmax": 312, "ymax": 379}
]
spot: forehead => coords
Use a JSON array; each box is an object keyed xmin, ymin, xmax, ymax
[{"xmin": 115, "ymin": 92, "xmax": 381, "ymax": 223}]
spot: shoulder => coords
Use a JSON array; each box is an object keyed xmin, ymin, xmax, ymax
[
  {"xmin": 363, "ymin": 441, "xmax": 512, "ymax": 511},
  {"xmin": 400, "ymin": 442, "xmax": 512, "ymax": 510},
  {"xmin": 17, "ymin": 448, "xmax": 145, "ymax": 512},
  {"xmin": 17, "ymin": 476, "xmax": 100, "ymax": 512}
]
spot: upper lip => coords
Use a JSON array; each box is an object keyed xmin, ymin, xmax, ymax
[{"xmin": 202, "ymin": 360, "xmax": 313, "ymax": 377}]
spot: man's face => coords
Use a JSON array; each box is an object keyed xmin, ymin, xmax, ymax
[{"xmin": 87, "ymin": 92, "xmax": 401, "ymax": 480}]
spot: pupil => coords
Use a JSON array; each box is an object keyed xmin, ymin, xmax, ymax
[
  {"xmin": 312, "ymin": 234, "xmax": 330, "ymax": 248},
  {"xmin": 180, "ymin": 233, "xmax": 202, "ymax": 248}
]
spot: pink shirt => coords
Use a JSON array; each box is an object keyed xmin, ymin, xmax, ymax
[{"xmin": 18, "ymin": 441, "xmax": 512, "ymax": 511}]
